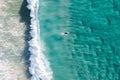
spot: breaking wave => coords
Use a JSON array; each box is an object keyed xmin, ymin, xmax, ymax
[{"xmin": 27, "ymin": 0, "xmax": 53, "ymax": 80}]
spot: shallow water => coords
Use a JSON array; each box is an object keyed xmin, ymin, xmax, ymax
[
  {"xmin": 0, "ymin": 0, "xmax": 30, "ymax": 80},
  {"xmin": 39, "ymin": 0, "xmax": 120, "ymax": 80},
  {"xmin": 1, "ymin": 0, "xmax": 120, "ymax": 80}
]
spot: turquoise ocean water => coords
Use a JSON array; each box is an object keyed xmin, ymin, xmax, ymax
[{"xmin": 38, "ymin": 0, "xmax": 120, "ymax": 80}]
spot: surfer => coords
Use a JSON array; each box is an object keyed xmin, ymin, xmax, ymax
[{"xmin": 61, "ymin": 31, "xmax": 69, "ymax": 35}]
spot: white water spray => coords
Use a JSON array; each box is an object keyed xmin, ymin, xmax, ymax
[{"xmin": 26, "ymin": 0, "xmax": 53, "ymax": 80}]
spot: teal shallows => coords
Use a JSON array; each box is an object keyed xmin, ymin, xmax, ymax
[{"xmin": 38, "ymin": 0, "xmax": 120, "ymax": 80}]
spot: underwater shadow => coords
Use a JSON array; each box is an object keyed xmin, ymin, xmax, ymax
[{"xmin": 19, "ymin": 0, "xmax": 32, "ymax": 79}]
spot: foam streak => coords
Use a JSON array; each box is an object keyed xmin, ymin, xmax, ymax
[{"xmin": 27, "ymin": 0, "xmax": 53, "ymax": 80}]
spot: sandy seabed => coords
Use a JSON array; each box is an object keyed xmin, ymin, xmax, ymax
[{"xmin": 0, "ymin": 0, "xmax": 29, "ymax": 80}]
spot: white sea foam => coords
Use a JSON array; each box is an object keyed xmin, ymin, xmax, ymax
[{"xmin": 27, "ymin": 0, "xmax": 53, "ymax": 80}]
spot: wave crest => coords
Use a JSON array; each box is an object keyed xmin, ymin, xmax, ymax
[{"xmin": 27, "ymin": 0, "xmax": 53, "ymax": 80}]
